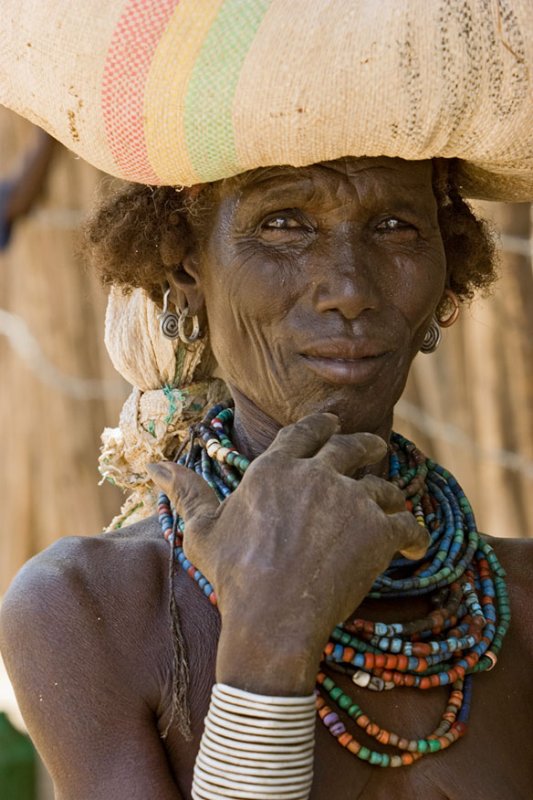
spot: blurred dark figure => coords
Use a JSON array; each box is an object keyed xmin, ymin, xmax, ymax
[{"xmin": 0, "ymin": 128, "xmax": 55, "ymax": 250}]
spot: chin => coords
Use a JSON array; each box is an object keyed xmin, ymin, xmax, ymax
[{"xmin": 286, "ymin": 391, "xmax": 395, "ymax": 437}]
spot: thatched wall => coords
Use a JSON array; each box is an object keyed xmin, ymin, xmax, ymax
[
  {"xmin": 400, "ymin": 202, "xmax": 532, "ymax": 539},
  {"xmin": 0, "ymin": 111, "xmax": 127, "ymax": 595}
]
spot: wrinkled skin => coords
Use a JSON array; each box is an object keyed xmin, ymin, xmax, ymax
[
  {"xmin": 177, "ymin": 157, "xmax": 446, "ymax": 449},
  {"xmin": 1, "ymin": 158, "xmax": 532, "ymax": 800}
]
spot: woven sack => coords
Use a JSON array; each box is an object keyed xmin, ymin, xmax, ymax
[{"xmin": 1, "ymin": 0, "xmax": 532, "ymax": 200}]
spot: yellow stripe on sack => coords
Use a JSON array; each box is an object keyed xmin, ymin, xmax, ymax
[{"xmin": 144, "ymin": 0, "xmax": 225, "ymax": 186}]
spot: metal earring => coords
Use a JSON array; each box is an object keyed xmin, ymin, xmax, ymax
[
  {"xmin": 159, "ymin": 287, "xmax": 180, "ymax": 339},
  {"xmin": 436, "ymin": 289, "xmax": 460, "ymax": 328},
  {"xmin": 178, "ymin": 305, "xmax": 201, "ymax": 344},
  {"xmin": 420, "ymin": 316, "xmax": 442, "ymax": 354}
]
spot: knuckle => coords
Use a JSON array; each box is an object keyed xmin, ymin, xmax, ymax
[
  {"xmin": 359, "ymin": 474, "xmax": 403, "ymax": 508},
  {"xmin": 329, "ymin": 434, "xmax": 364, "ymax": 457},
  {"xmin": 359, "ymin": 473, "xmax": 381, "ymax": 489},
  {"xmin": 353, "ymin": 432, "xmax": 388, "ymax": 455},
  {"xmin": 396, "ymin": 509, "xmax": 421, "ymax": 531},
  {"xmin": 387, "ymin": 484, "xmax": 407, "ymax": 510},
  {"xmin": 290, "ymin": 412, "xmax": 338, "ymax": 438}
]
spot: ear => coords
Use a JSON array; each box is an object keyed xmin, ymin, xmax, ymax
[
  {"xmin": 159, "ymin": 214, "xmax": 205, "ymax": 315},
  {"xmin": 165, "ymin": 253, "xmax": 205, "ymax": 317}
]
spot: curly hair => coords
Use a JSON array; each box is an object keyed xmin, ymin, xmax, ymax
[{"xmin": 83, "ymin": 159, "xmax": 498, "ymax": 312}]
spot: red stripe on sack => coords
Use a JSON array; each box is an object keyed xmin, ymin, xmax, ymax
[{"xmin": 101, "ymin": 0, "xmax": 180, "ymax": 183}]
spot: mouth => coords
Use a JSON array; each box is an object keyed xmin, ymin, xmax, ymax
[{"xmin": 299, "ymin": 340, "xmax": 394, "ymax": 385}]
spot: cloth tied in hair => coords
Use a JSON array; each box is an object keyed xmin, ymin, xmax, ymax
[
  {"xmin": 1, "ymin": 0, "xmax": 532, "ymax": 201},
  {"xmin": 100, "ymin": 287, "xmax": 226, "ymax": 529}
]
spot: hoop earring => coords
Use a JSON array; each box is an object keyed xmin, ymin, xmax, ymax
[
  {"xmin": 420, "ymin": 317, "xmax": 441, "ymax": 354},
  {"xmin": 437, "ymin": 289, "xmax": 460, "ymax": 328},
  {"xmin": 159, "ymin": 287, "xmax": 180, "ymax": 339},
  {"xmin": 178, "ymin": 305, "xmax": 201, "ymax": 344}
]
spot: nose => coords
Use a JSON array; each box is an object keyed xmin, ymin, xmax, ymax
[{"xmin": 312, "ymin": 248, "xmax": 380, "ymax": 320}]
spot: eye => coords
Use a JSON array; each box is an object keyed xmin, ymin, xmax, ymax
[
  {"xmin": 258, "ymin": 210, "xmax": 314, "ymax": 242},
  {"xmin": 262, "ymin": 212, "xmax": 305, "ymax": 230},
  {"xmin": 374, "ymin": 216, "xmax": 418, "ymax": 241},
  {"xmin": 375, "ymin": 217, "xmax": 416, "ymax": 234}
]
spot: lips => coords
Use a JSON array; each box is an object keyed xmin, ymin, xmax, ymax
[{"xmin": 299, "ymin": 338, "xmax": 394, "ymax": 385}]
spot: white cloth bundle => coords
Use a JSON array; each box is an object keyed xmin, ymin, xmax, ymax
[{"xmin": 100, "ymin": 287, "xmax": 226, "ymax": 528}]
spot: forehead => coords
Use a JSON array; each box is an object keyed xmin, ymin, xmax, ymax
[{"xmin": 216, "ymin": 156, "xmax": 435, "ymax": 206}]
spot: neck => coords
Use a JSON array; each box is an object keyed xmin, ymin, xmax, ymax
[
  {"xmin": 230, "ymin": 386, "xmax": 283, "ymax": 460},
  {"xmin": 228, "ymin": 385, "xmax": 393, "ymax": 479}
]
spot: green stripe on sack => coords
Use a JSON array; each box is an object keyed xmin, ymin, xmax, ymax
[{"xmin": 184, "ymin": 0, "xmax": 271, "ymax": 181}]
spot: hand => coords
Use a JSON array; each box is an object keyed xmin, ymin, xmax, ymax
[{"xmin": 148, "ymin": 413, "xmax": 429, "ymax": 694}]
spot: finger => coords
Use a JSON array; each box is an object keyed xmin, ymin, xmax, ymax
[
  {"xmin": 316, "ymin": 433, "xmax": 388, "ymax": 476},
  {"xmin": 356, "ymin": 473, "xmax": 406, "ymax": 513},
  {"xmin": 388, "ymin": 511, "xmax": 431, "ymax": 560},
  {"xmin": 267, "ymin": 413, "xmax": 340, "ymax": 459},
  {"xmin": 147, "ymin": 462, "xmax": 219, "ymax": 526}
]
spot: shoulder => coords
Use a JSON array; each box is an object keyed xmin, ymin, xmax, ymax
[
  {"xmin": 0, "ymin": 516, "xmax": 172, "ymax": 710},
  {"xmin": 486, "ymin": 535, "xmax": 533, "ymax": 587},
  {"xmin": 1, "ymin": 514, "xmax": 168, "ymax": 626},
  {"xmin": 484, "ymin": 535, "xmax": 533, "ymax": 647},
  {"xmin": 0, "ymin": 518, "xmax": 189, "ymax": 798}
]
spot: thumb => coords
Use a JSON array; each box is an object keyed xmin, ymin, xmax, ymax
[{"xmin": 147, "ymin": 462, "xmax": 219, "ymax": 526}]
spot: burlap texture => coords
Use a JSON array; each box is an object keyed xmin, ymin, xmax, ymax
[
  {"xmin": 101, "ymin": 288, "xmax": 226, "ymax": 528},
  {"xmin": 1, "ymin": 0, "xmax": 532, "ymax": 200}
]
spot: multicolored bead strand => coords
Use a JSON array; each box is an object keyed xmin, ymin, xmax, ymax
[{"xmin": 157, "ymin": 403, "xmax": 510, "ymax": 767}]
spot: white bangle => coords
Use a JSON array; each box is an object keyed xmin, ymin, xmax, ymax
[
  {"xmin": 212, "ymin": 693, "xmax": 316, "ymax": 721},
  {"xmin": 201, "ymin": 731, "xmax": 315, "ymax": 765},
  {"xmin": 192, "ymin": 683, "xmax": 316, "ymax": 800},
  {"xmin": 212, "ymin": 684, "xmax": 316, "ymax": 706},
  {"xmin": 197, "ymin": 751, "xmax": 314, "ymax": 779},
  {"xmin": 210, "ymin": 705, "xmax": 315, "ymax": 730}
]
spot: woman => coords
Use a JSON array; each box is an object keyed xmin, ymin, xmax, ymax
[
  {"xmin": 1, "ymin": 2, "xmax": 532, "ymax": 799},
  {"xmin": 2, "ymin": 155, "xmax": 532, "ymax": 799}
]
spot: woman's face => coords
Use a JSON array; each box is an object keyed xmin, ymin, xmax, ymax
[{"xmin": 188, "ymin": 156, "xmax": 446, "ymax": 436}]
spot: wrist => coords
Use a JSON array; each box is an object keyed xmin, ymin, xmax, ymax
[{"xmin": 216, "ymin": 615, "xmax": 323, "ymax": 695}]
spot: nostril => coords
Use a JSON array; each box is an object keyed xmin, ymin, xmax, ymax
[{"xmin": 313, "ymin": 273, "xmax": 380, "ymax": 319}]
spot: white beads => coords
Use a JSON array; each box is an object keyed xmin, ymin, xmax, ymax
[
  {"xmin": 351, "ymin": 670, "xmax": 395, "ymax": 692},
  {"xmin": 352, "ymin": 670, "xmax": 371, "ymax": 688},
  {"xmin": 192, "ymin": 683, "xmax": 316, "ymax": 800}
]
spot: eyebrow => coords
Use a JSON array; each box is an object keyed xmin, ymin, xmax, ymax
[
  {"xmin": 233, "ymin": 167, "xmax": 316, "ymax": 198},
  {"xmin": 237, "ymin": 178, "xmax": 318, "ymax": 210},
  {"xmin": 228, "ymin": 161, "xmax": 436, "ymax": 224}
]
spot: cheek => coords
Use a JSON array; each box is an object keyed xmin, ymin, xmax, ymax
[
  {"xmin": 207, "ymin": 243, "xmax": 303, "ymax": 330},
  {"xmin": 388, "ymin": 249, "xmax": 446, "ymax": 329},
  {"xmin": 203, "ymin": 254, "xmax": 299, "ymax": 379}
]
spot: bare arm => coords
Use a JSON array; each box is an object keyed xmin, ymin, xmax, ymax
[{"xmin": 0, "ymin": 537, "xmax": 182, "ymax": 800}]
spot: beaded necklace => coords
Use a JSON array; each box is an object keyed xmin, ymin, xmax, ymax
[{"xmin": 158, "ymin": 402, "xmax": 510, "ymax": 768}]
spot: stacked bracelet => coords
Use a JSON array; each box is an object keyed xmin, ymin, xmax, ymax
[{"xmin": 192, "ymin": 683, "xmax": 316, "ymax": 799}]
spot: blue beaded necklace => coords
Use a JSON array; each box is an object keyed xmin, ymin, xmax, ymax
[{"xmin": 158, "ymin": 402, "xmax": 510, "ymax": 767}]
